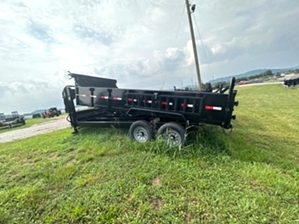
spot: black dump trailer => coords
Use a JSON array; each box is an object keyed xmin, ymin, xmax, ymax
[
  {"xmin": 62, "ymin": 73, "xmax": 238, "ymax": 145},
  {"xmin": 284, "ymin": 75, "xmax": 299, "ymax": 87}
]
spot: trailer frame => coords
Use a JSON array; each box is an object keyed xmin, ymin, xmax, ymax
[{"xmin": 62, "ymin": 73, "xmax": 238, "ymax": 145}]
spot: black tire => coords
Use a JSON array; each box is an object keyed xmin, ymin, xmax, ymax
[
  {"xmin": 129, "ymin": 120, "xmax": 153, "ymax": 143},
  {"xmin": 157, "ymin": 122, "xmax": 186, "ymax": 146}
]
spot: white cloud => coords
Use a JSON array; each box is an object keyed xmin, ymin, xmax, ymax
[
  {"xmin": 0, "ymin": 0, "xmax": 298, "ymax": 113},
  {"xmin": 211, "ymin": 44, "xmax": 226, "ymax": 54}
]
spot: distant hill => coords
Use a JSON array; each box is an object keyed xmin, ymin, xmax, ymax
[
  {"xmin": 208, "ymin": 65, "xmax": 299, "ymax": 84},
  {"xmin": 23, "ymin": 106, "xmax": 83, "ymax": 116},
  {"xmin": 31, "ymin": 109, "xmax": 46, "ymax": 115}
]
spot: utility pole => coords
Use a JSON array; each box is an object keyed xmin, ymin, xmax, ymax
[{"xmin": 185, "ymin": 0, "xmax": 203, "ymax": 90}]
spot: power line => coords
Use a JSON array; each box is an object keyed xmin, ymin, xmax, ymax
[
  {"xmin": 192, "ymin": 13, "xmax": 209, "ymax": 65},
  {"xmin": 192, "ymin": 12, "xmax": 213, "ymax": 81},
  {"xmin": 173, "ymin": 4, "xmax": 186, "ymax": 48},
  {"xmin": 160, "ymin": 4, "xmax": 186, "ymax": 90}
]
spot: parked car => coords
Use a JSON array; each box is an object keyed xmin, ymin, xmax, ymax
[
  {"xmin": 42, "ymin": 107, "xmax": 62, "ymax": 118},
  {"xmin": 32, "ymin": 113, "xmax": 41, "ymax": 118}
]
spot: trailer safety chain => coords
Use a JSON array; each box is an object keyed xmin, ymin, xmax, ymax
[{"xmin": 222, "ymin": 127, "xmax": 233, "ymax": 135}]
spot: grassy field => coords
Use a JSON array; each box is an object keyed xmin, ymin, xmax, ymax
[{"xmin": 0, "ymin": 84, "xmax": 299, "ymax": 223}]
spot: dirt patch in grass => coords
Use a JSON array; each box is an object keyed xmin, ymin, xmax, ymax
[
  {"xmin": 66, "ymin": 158, "xmax": 76, "ymax": 167},
  {"xmin": 151, "ymin": 177, "xmax": 161, "ymax": 186},
  {"xmin": 248, "ymin": 179, "xmax": 267, "ymax": 192},
  {"xmin": 48, "ymin": 153, "xmax": 58, "ymax": 160},
  {"xmin": 150, "ymin": 196, "xmax": 163, "ymax": 211}
]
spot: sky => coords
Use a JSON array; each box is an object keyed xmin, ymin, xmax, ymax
[{"xmin": 0, "ymin": 0, "xmax": 299, "ymax": 114}]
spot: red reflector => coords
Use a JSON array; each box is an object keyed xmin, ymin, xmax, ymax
[
  {"xmin": 205, "ymin": 105, "xmax": 222, "ymax": 111},
  {"xmin": 161, "ymin": 101, "xmax": 167, "ymax": 105},
  {"xmin": 205, "ymin": 106, "xmax": 214, "ymax": 110},
  {"xmin": 128, "ymin": 98, "xmax": 132, "ymax": 102},
  {"xmin": 100, "ymin": 96, "xmax": 105, "ymax": 99},
  {"xmin": 113, "ymin": 97, "xmax": 122, "ymax": 100},
  {"xmin": 180, "ymin": 103, "xmax": 185, "ymax": 107}
]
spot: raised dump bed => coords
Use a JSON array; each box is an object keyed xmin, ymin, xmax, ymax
[{"xmin": 62, "ymin": 73, "xmax": 238, "ymax": 145}]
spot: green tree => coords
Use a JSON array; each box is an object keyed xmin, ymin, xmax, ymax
[{"xmin": 263, "ymin": 69, "xmax": 273, "ymax": 77}]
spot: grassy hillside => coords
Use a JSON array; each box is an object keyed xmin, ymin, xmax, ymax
[{"xmin": 0, "ymin": 84, "xmax": 299, "ymax": 223}]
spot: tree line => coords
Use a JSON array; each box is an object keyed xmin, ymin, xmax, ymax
[
  {"xmin": 200, "ymin": 69, "xmax": 299, "ymax": 90},
  {"xmin": 184, "ymin": 69, "xmax": 299, "ymax": 91}
]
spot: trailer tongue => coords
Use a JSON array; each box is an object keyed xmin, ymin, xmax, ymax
[{"xmin": 62, "ymin": 73, "xmax": 238, "ymax": 145}]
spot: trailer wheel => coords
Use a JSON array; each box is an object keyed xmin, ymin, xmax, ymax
[
  {"xmin": 129, "ymin": 120, "xmax": 153, "ymax": 143},
  {"xmin": 157, "ymin": 122, "xmax": 186, "ymax": 146}
]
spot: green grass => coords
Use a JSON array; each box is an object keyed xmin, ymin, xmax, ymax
[
  {"xmin": 1, "ymin": 84, "xmax": 299, "ymax": 223},
  {"xmin": 0, "ymin": 115, "xmax": 66, "ymax": 134}
]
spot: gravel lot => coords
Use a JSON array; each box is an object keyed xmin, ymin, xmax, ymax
[{"xmin": 0, "ymin": 116, "xmax": 71, "ymax": 143}]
